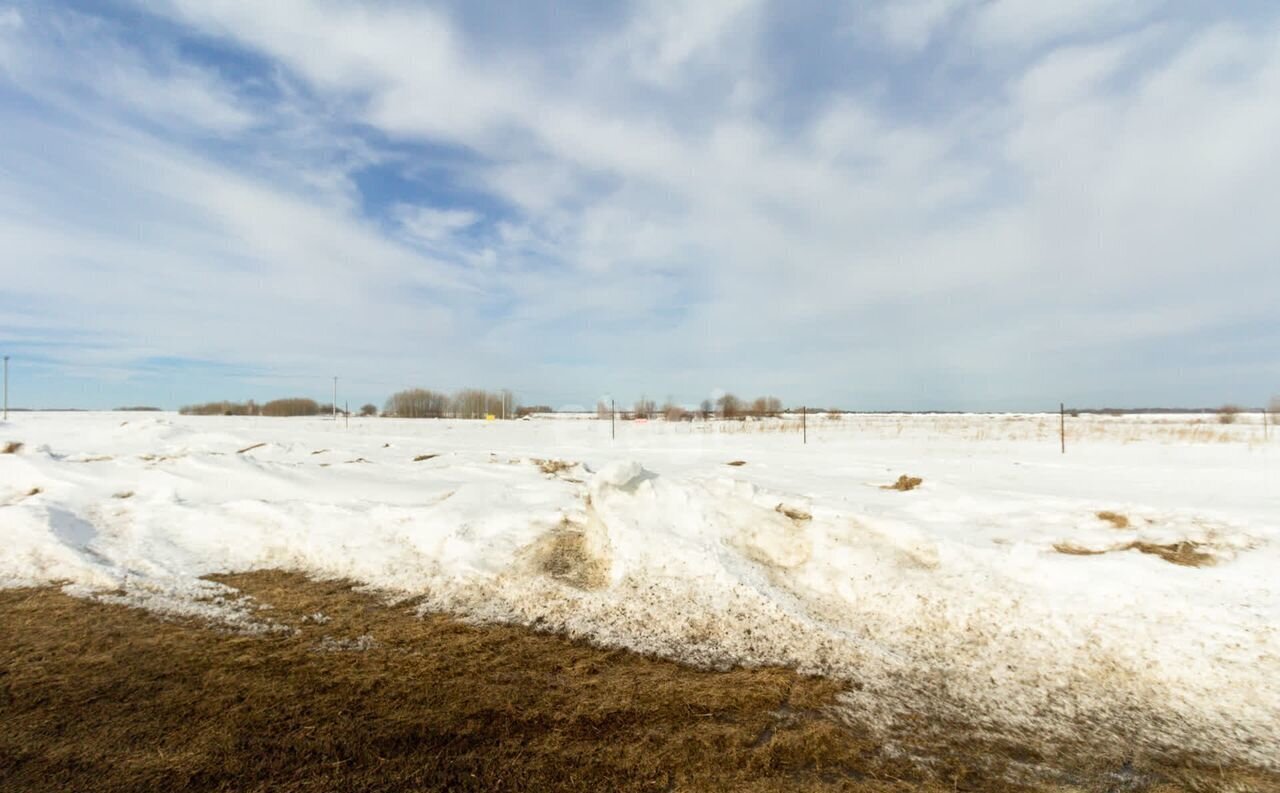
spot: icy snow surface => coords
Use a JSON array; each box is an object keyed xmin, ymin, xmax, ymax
[{"xmin": 1, "ymin": 411, "xmax": 1277, "ymax": 765}]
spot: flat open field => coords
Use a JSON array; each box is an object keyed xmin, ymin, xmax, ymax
[{"xmin": 2, "ymin": 411, "xmax": 1278, "ymax": 789}]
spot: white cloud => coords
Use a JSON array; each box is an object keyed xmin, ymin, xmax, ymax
[
  {"xmin": 5, "ymin": 1, "xmax": 1280, "ymax": 407},
  {"xmin": 874, "ymin": 0, "xmax": 969, "ymax": 53},
  {"xmin": 395, "ymin": 205, "xmax": 480, "ymax": 244},
  {"xmin": 972, "ymin": 0, "xmax": 1163, "ymax": 50}
]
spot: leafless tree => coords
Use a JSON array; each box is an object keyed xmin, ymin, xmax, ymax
[{"xmin": 716, "ymin": 393, "xmax": 742, "ymax": 419}]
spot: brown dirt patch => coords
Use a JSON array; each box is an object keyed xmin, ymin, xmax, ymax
[
  {"xmin": 726, "ymin": 460, "xmax": 748, "ymax": 466},
  {"xmin": 1, "ymin": 572, "xmax": 1273, "ymax": 793},
  {"xmin": 532, "ymin": 525, "xmax": 609, "ymax": 590},
  {"xmin": 2, "ymin": 440, "xmax": 22, "ymax": 454},
  {"xmin": 1097, "ymin": 511, "xmax": 1131, "ymax": 529},
  {"xmin": 882, "ymin": 475, "xmax": 923, "ymax": 492},
  {"xmin": 413, "ymin": 453, "xmax": 440, "ymax": 462}
]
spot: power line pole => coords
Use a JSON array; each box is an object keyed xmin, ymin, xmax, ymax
[
  {"xmin": 1060, "ymin": 402, "xmax": 1066, "ymax": 454},
  {"xmin": 3, "ymin": 356, "xmax": 8, "ymax": 421},
  {"xmin": 332, "ymin": 376, "xmax": 338, "ymax": 421}
]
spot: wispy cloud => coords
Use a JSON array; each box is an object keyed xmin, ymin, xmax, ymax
[{"xmin": 1, "ymin": 0, "xmax": 1278, "ymax": 409}]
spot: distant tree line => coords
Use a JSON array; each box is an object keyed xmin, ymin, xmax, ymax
[
  {"xmin": 179, "ymin": 398, "xmax": 338, "ymax": 417},
  {"xmin": 595, "ymin": 393, "xmax": 786, "ymax": 421},
  {"xmin": 383, "ymin": 388, "xmax": 517, "ymax": 419}
]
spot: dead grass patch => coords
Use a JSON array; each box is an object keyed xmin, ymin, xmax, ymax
[
  {"xmin": 1054, "ymin": 541, "xmax": 1216, "ymax": 567},
  {"xmin": 235, "ymin": 442, "xmax": 267, "ymax": 454},
  {"xmin": 726, "ymin": 460, "xmax": 747, "ymax": 466},
  {"xmin": 1127, "ymin": 541, "xmax": 1215, "ymax": 568},
  {"xmin": 1, "ymin": 572, "xmax": 1273, "ymax": 792},
  {"xmin": 882, "ymin": 475, "xmax": 923, "ymax": 491},
  {"xmin": 1097, "ymin": 511, "xmax": 1131, "ymax": 529},
  {"xmin": 1053, "ymin": 543, "xmax": 1106, "ymax": 556},
  {"xmin": 776, "ymin": 504, "xmax": 812, "ymax": 522},
  {"xmin": 2, "ymin": 440, "xmax": 22, "ymax": 454},
  {"xmin": 532, "ymin": 458, "xmax": 576, "ymax": 476},
  {"xmin": 112, "ymin": 491, "xmax": 134, "ymax": 499},
  {"xmin": 413, "ymin": 453, "xmax": 440, "ymax": 462}
]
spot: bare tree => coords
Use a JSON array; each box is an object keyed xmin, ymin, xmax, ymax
[
  {"xmin": 716, "ymin": 393, "xmax": 742, "ymax": 419},
  {"xmin": 1218, "ymin": 404, "xmax": 1242, "ymax": 424},
  {"xmin": 699, "ymin": 399, "xmax": 713, "ymax": 420},
  {"xmin": 261, "ymin": 398, "xmax": 321, "ymax": 417},
  {"xmin": 597, "ymin": 400, "xmax": 611, "ymax": 420},
  {"xmin": 634, "ymin": 397, "xmax": 656, "ymax": 419},
  {"xmin": 385, "ymin": 389, "xmax": 449, "ymax": 418},
  {"xmin": 359, "ymin": 403, "xmax": 378, "ymax": 417},
  {"xmin": 748, "ymin": 396, "xmax": 783, "ymax": 418}
]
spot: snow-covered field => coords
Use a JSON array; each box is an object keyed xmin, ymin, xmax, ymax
[{"xmin": 2, "ymin": 411, "xmax": 1278, "ymax": 767}]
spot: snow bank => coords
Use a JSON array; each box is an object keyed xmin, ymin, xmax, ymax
[{"xmin": 1, "ymin": 412, "xmax": 1277, "ymax": 766}]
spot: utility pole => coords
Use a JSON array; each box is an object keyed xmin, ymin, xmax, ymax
[
  {"xmin": 611, "ymin": 399, "xmax": 615, "ymax": 441},
  {"xmin": 802, "ymin": 406, "xmax": 806, "ymax": 445},
  {"xmin": 344, "ymin": 401, "xmax": 349, "ymax": 430},
  {"xmin": 1060, "ymin": 402, "xmax": 1066, "ymax": 454},
  {"xmin": 3, "ymin": 355, "xmax": 8, "ymax": 421},
  {"xmin": 332, "ymin": 376, "xmax": 338, "ymax": 421}
]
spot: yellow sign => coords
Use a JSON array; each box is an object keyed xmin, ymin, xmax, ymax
[{"xmin": 485, "ymin": 414, "xmax": 496, "ymax": 421}]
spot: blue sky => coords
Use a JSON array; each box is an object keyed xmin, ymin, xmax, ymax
[{"xmin": 1, "ymin": 0, "xmax": 1278, "ymax": 411}]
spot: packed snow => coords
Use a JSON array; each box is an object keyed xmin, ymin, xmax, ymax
[{"xmin": 2, "ymin": 411, "xmax": 1277, "ymax": 766}]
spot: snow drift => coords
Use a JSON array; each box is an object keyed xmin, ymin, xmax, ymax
[{"xmin": 1, "ymin": 412, "xmax": 1277, "ymax": 767}]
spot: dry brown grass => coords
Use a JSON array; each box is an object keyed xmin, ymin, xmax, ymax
[
  {"xmin": 1127, "ymin": 541, "xmax": 1215, "ymax": 568},
  {"xmin": 1053, "ymin": 543, "xmax": 1106, "ymax": 556},
  {"xmin": 775, "ymin": 504, "xmax": 813, "ymax": 522},
  {"xmin": 413, "ymin": 453, "xmax": 440, "ymax": 462},
  {"xmin": 532, "ymin": 458, "xmax": 576, "ymax": 476},
  {"xmin": 1, "ymin": 572, "xmax": 1274, "ymax": 793},
  {"xmin": 2, "ymin": 440, "xmax": 22, "ymax": 454},
  {"xmin": 726, "ymin": 460, "xmax": 748, "ymax": 466},
  {"xmin": 235, "ymin": 442, "xmax": 267, "ymax": 454},
  {"xmin": 1054, "ymin": 540, "xmax": 1215, "ymax": 567},
  {"xmin": 882, "ymin": 475, "xmax": 923, "ymax": 492},
  {"xmin": 1097, "ymin": 511, "xmax": 1131, "ymax": 529}
]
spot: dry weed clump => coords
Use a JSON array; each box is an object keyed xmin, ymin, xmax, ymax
[
  {"xmin": 1096, "ymin": 511, "xmax": 1130, "ymax": 529},
  {"xmin": 2, "ymin": 440, "xmax": 22, "ymax": 454},
  {"xmin": 726, "ymin": 460, "xmax": 747, "ymax": 466},
  {"xmin": 236, "ymin": 442, "xmax": 267, "ymax": 454},
  {"xmin": 412, "ymin": 453, "xmax": 440, "ymax": 462},
  {"xmin": 883, "ymin": 475, "xmax": 923, "ymax": 491}
]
